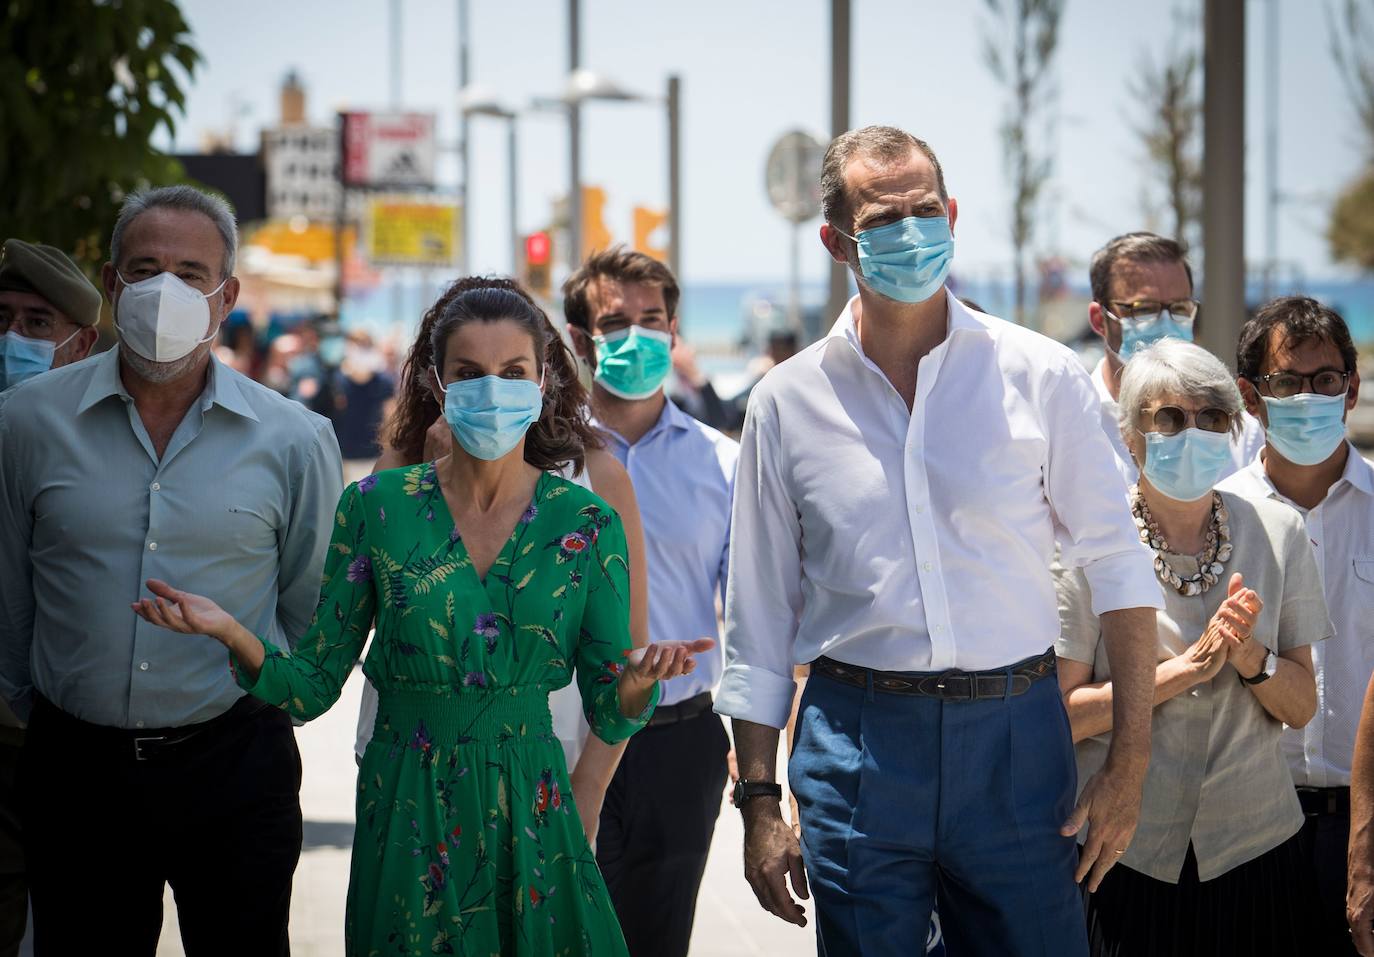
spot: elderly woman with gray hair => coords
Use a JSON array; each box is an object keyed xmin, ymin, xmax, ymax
[{"xmin": 1055, "ymin": 338, "xmax": 1331, "ymax": 956}]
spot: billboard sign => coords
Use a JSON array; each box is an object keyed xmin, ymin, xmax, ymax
[
  {"xmin": 366, "ymin": 197, "xmax": 459, "ymax": 267},
  {"xmin": 341, "ymin": 112, "xmax": 436, "ymax": 188}
]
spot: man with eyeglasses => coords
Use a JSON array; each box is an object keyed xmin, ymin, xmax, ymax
[
  {"xmin": 0, "ymin": 239, "xmax": 101, "ymax": 391},
  {"xmin": 0, "ymin": 238, "xmax": 103, "ymax": 955},
  {"xmin": 1214, "ymin": 296, "xmax": 1371, "ymax": 956},
  {"xmin": 1087, "ymin": 232, "xmax": 1265, "ymax": 483}
]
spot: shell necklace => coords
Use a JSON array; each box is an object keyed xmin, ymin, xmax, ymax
[{"xmin": 1129, "ymin": 485, "xmax": 1232, "ymax": 597}]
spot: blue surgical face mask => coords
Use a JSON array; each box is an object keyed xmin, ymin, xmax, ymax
[
  {"xmin": 1110, "ymin": 309, "xmax": 1194, "ymax": 361},
  {"xmin": 1261, "ymin": 392, "xmax": 1348, "ymax": 466},
  {"xmin": 0, "ymin": 329, "xmax": 79, "ymax": 390},
  {"xmin": 435, "ymin": 370, "xmax": 544, "ymax": 461},
  {"xmin": 837, "ymin": 215, "xmax": 954, "ymax": 304},
  {"xmin": 592, "ymin": 326, "xmax": 672, "ymax": 400},
  {"xmin": 1139, "ymin": 427, "xmax": 1233, "ymax": 502}
]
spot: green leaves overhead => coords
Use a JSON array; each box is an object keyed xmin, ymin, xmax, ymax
[{"xmin": 0, "ymin": 0, "xmax": 200, "ymax": 275}]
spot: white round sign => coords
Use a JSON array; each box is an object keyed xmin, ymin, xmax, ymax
[{"xmin": 765, "ymin": 130, "xmax": 826, "ymax": 225}]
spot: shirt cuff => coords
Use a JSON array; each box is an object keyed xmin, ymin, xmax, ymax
[
  {"xmin": 1081, "ymin": 548, "xmax": 1165, "ymax": 616},
  {"xmin": 714, "ymin": 663, "xmax": 798, "ymax": 730}
]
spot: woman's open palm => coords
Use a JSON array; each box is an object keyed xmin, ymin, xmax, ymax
[{"xmin": 131, "ymin": 578, "xmax": 235, "ymax": 640}]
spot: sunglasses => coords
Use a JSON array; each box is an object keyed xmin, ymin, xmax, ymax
[{"xmin": 1139, "ymin": 405, "xmax": 1233, "ymax": 436}]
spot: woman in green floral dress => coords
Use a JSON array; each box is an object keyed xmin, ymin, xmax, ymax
[{"xmin": 132, "ymin": 282, "xmax": 712, "ymax": 956}]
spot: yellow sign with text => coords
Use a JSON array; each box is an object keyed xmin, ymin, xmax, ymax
[{"xmin": 366, "ymin": 198, "xmax": 460, "ymax": 267}]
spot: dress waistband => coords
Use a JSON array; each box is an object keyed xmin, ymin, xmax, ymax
[{"xmin": 373, "ymin": 686, "xmax": 554, "ymax": 745}]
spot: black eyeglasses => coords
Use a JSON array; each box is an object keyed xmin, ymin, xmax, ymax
[
  {"xmin": 1139, "ymin": 405, "xmax": 1233, "ymax": 436},
  {"xmin": 1248, "ymin": 368, "xmax": 1351, "ymax": 399}
]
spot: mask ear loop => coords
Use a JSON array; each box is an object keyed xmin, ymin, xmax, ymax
[{"xmin": 432, "ymin": 367, "xmax": 449, "ymax": 394}]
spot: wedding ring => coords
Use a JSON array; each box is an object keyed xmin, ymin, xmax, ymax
[{"xmin": 1113, "ymin": 849, "xmax": 1125, "ymax": 856}]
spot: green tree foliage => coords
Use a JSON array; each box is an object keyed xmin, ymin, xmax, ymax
[
  {"xmin": 1329, "ymin": 166, "xmax": 1374, "ymax": 270},
  {"xmin": 1328, "ymin": 0, "xmax": 1374, "ymax": 269},
  {"xmin": 981, "ymin": 0, "xmax": 1065, "ymax": 330},
  {"xmin": 0, "ymin": 0, "xmax": 199, "ymax": 275}
]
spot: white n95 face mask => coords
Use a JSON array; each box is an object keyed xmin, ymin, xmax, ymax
[{"xmin": 115, "ymin": 271, "xmax": 227, "ymax": 363}]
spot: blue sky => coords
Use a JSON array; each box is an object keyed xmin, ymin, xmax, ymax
[{"xmin": 166, "ymin": 0, "xmax": 1362, "ymax": 287}]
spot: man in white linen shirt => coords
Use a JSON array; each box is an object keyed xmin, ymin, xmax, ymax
[
  {"xmin": 1217, "ymin": 297, "xmax": 1371, "ymax": 956},
  {"xmin": 1084, "ymin": 231, "xmax": 1265, "ymax": 485},
  {"xmin": 715, "ymin": 126, "xmax": 1163, "ymax": 957}
]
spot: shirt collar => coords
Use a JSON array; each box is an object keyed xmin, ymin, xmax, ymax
[
  {"xmin": 76, "ymin": 348, "xmax": 259, "ymax": 422},
  {"xmin": 1091, "ymin": 357, "xmax": 1117, "ymax": 406},
  {"xmin": 1234, "ymin": 441, "xmax": 1374, "ymax": 500},
  {"xmin": 594, "ymin": 395, "xmax": 691, "ymax": 448},
  {"xmin": 1338, "ymin": 442, "xmax": 1374, "ymax": 496},
  {"xmin": 824, "ymin": 290, "xmax": 983, "ymax": 367}
]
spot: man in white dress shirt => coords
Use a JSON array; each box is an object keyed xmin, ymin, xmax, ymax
[
  {"xmin": 1085, "ymin": 231, "xmax": 1264, "ymax": 485},
  {"xmin": 715, "ymin": 126, "xmax": 1163, "ymax": 956},
  {"xmin": 1217, "ymin": 297, "xmax": 1370, "ymax": 956}
]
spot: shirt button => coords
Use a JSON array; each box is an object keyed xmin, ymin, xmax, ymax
[
  {"xmin": 150, "ymin": 482, "xmax": 161, "ymax": 492},
  {"xmin": 934, "ymin": 624, "xmax": 945, "ymax": 633},
  {"xmin": 139, "ymin": 661, "xmax": 150, "ymax": 671},
  {"xmin": 914, "ymin": 505, "xmax": 925, "ymax": 514},
  {"xmin": 135, "ymin": 720, "xmax": 145, "ymax": 729},
  {"xmin": 148, "ymin": 542, "xmax": 158, "ymax": 551},
  {"xmin": 923, "ymin": 562, "xmax": 933, "ymax": 571}
]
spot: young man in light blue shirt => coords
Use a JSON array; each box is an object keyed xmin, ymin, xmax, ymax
[{"xmin": 563, "ymin": 248, "xmax": 738, "ymax": 957}]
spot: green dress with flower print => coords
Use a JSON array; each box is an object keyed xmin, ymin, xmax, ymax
[{"xmin": 235, "ymin": 463, "xmax": 658, "ymax": 957}]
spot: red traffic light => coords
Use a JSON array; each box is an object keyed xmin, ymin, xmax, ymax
[{"xmin": 525, "ymin": 231, "xmax": 551, "ymax": 266}]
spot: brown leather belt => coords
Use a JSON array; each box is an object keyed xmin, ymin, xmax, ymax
[{"xmin": 812, "ymin": 648, "xmax": 1057, "ymax": 701}]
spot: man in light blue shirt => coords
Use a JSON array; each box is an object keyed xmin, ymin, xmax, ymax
[
  {"xmin": 563, "ymin": 248, "xmax": 738, "ymax": 957},
  {"xmin": 0, "ymin": 186, "xmax": 342, "ymax": 955}
]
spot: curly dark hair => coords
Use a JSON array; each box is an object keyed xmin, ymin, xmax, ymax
[
  {"xmin": 377, "ymin": 276, "xmax": 600, "ymax": 473},
  {"xmin": 1237, "ymin": 295, "xmax": 1357, "ymax": 382}
]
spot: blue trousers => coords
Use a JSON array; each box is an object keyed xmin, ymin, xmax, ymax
[{"xmin": 790, "ymin": 663, "xmax": 1087, "ymax": 957}]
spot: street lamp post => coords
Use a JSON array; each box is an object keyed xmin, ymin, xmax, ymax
[
  {"xmin": 461, "ymin": 87, "xmax": 522, "ymax": 276},
  {"xmin": 542, "ymin": 70, "xmax": 682, "ymax": 277}
]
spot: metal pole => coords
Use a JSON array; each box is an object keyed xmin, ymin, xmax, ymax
[
  {"xmin": 508, "ymin": 115, "xmax": 520, "ymax": 277},
  {"xmin": 457, "ymin": 0, "xmax": 471, "ymax": 273},
  {"xmin": 790, "ymin": 222, "xmax": 802, "ymax": 333},
  {"xmin": 1263, "ymin": 0, "xmax": 1279, "ymax": 299},
  {"xmin": 390, "ymin": 0, "xmax": 402, "ymax": 109},
  {"xmin": 825, "ymin": 0, "xmax": 852, "ymax": 335},
  {"xmin": 667, "ymin": 74, "xmax": 682, "ymax": 280},
  {"xmin": 334, "ymin": 113, "xmax": 347, "ymax": 316},
  {"xmin": 567, "ymin": 0, "xmax": 582, "ymax": 271},
  {"xmin": 1201, "ymin": 0, "xmax": 1246, "ymax": 368}
]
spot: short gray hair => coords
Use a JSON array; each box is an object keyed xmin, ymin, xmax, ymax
[
  {"xmin": 110, "ymin": 185, "xmax": 239, "ymax": 280},
  {"xmin": 820, "ymin": 126, "xmax": 949, "ymax": 227},
  {"xmin": 1117, "ymin": 338, "xmax": 1243, "ymax": 438}
]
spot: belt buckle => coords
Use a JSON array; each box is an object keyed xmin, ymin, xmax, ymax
[
  {"xmin": 934, "ymin": 670, "xmax": 976, "ymax": 702},
  {"xmin": 133, "ymin": 736, "xmax": 166, "ymax": 761}
]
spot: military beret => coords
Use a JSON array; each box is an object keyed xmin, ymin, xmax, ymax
[{"xmin": 0, "ymin": 239, "xmax": 102, "ymax": 327}]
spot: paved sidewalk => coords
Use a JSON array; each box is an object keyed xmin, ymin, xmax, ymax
[{"xmin": 158, "ymin": 674, "xmax": 815, "ymax": 956}]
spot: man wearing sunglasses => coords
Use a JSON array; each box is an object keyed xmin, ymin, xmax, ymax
[
  {"xmin": 1087, "ymin": 232, "xmax": 1265, "ymax": 483},
  {"xmin": 1217, "ymin": 296, "xmax": 1370, "ymax": 956}
]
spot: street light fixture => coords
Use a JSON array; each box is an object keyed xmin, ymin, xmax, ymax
[{"xmin": 534, "ymin": 70, "xmax": 682, "ymax": 278}]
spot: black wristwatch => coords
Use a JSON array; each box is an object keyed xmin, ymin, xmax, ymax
[
  {"xmin": 733, "ymin": 779, "xmax": 783, "ymax": 810},
  {"xmin": 1242, "ymin": 649, "xmax": 1278, "ymax": 685}
]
